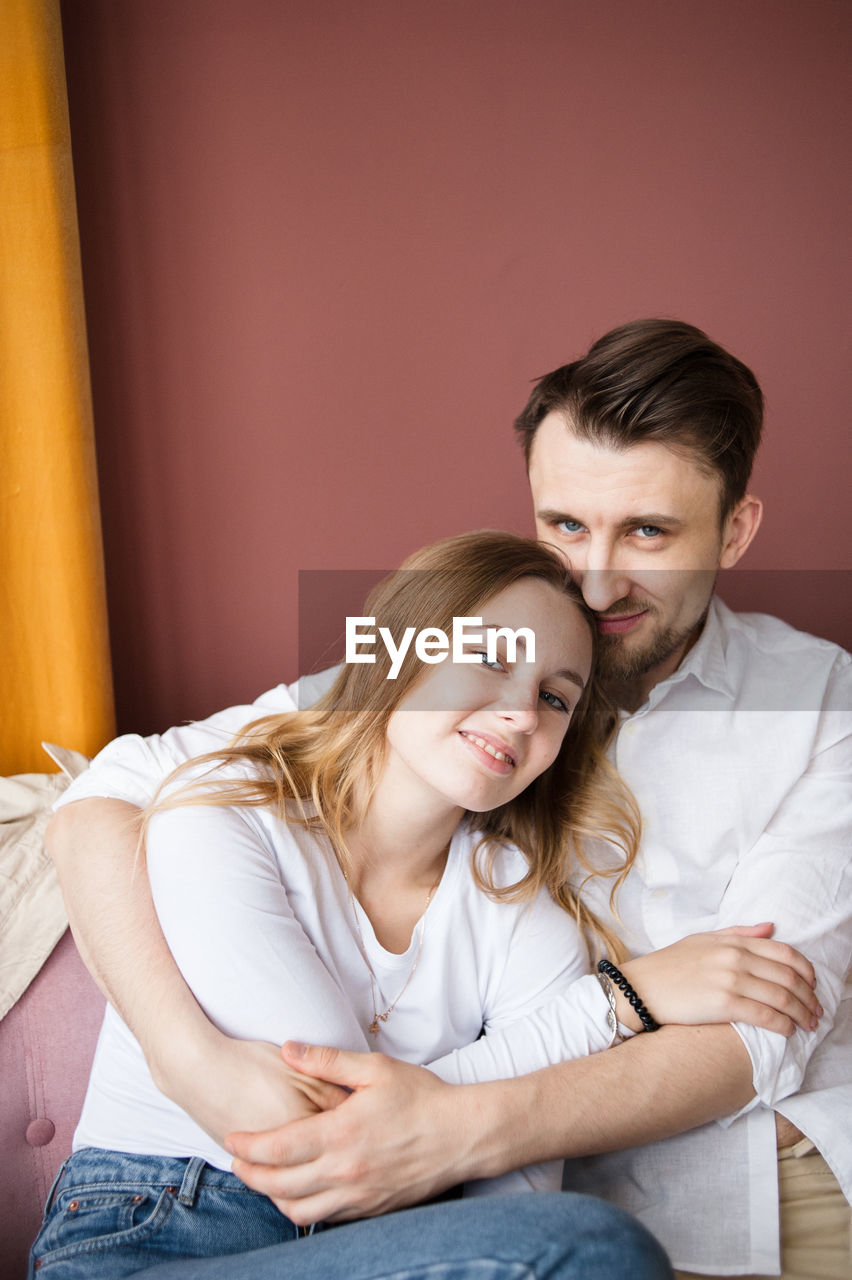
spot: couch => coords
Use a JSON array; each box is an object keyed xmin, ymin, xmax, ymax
[
  {"xmin": 0, "ymin": 928, "xmax": 104, "ymax": 1277},
  {"xmin": 1, "ymin": 753, "xmax": 105, "ymax": 1277}
]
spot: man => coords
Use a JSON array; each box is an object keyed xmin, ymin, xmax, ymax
[{"xmin": 49, "ymin": 320, "xmax": 852, "ymax": 1278}]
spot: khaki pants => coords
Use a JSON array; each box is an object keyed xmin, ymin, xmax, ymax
[{"xmin": 674, "ymin": 1141, "xmax": 851, "ymax": 1280}]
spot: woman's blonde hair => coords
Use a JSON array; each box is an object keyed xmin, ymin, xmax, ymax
[{"xmin": 150, "ymin": 531, "xmax": 640, "ymax": 960}]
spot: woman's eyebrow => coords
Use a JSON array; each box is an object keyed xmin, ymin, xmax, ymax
[
  {"xmin": 481, "ymin": 630, "xmax": 585, "ymax": 688},
  {"xmin": 554, "ymin": 667, "xmax": 586, "ymax": 691}
]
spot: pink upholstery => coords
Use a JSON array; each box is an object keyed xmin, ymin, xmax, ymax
[{"xmin": 0, "ymin": 929, "xmax": 105, "ymax": 1277}]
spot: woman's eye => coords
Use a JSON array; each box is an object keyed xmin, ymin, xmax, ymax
[
  {"xmin": 539, "ymin": 689, "xmax": 569, "ymax": 713},
  {"xmin": 473, "ymin": 651, "xmax": 505, "ymax": 671},
  {"xmin": 557, "ymin": 520, "xmax": 584, "ymax": 534}
]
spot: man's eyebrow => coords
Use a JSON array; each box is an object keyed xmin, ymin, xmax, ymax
[
  {"xmin": 536, "ymin": 507, "xmax": 576, "ymax": 524},
  {"xmin": 536, "ymin": 507, "xmax": 683, "ymax": 531},
  {"xmin": 616, "ymin": 512, "xmax": 684, "ymax": 531}
]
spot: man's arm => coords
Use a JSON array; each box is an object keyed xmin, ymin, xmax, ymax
[
  {"xmin": 46, "ymin": 800, "xmax": 198, "ymax": 1051},
  {"xmin": 226, "ymin": 663, "xmax": 852, "ymax": 1222},
  {"xmin": 47, "ymin": 798, "xmax": 345, "ymax": 1140},
  {"xmin": 226, "ymin": 1025, "xmax": 754, "ymax": 1224},
  {"xmin": 49, "ymin": 803, "xmax": 804, "ymax": 1202},
  {"xmin": 50, "ymin": 801, "xmax": 793, "ymax": 1221}
]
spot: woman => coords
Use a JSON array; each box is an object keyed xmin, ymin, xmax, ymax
[{"xmin": 30, "ymin": 532, "xmax": 816, "ymax": 1278}]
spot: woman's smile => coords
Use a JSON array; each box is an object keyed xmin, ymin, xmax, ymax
[{"xmin": 457, "ymin": 729, "xmax": 518, "ymax": 773}]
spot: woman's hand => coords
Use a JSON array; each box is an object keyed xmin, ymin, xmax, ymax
[
  {"xmin": 156, "ymin": 1029, "xmax": 350, "ymax": 1149},
  {"xmin": 617, "ymin": 924, "xmax": 822, "ymax": 1037}
]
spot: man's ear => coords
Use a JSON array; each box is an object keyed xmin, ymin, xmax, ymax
[{"xmin": 720, "ymin": 494, "xmax": 763, "ymax": 568}]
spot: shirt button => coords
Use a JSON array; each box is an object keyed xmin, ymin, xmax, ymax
[{"xmin": 650, "ymin": 888, "xmax": 668, "ymax": 900}]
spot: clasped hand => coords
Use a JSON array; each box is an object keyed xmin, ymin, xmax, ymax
[
  {"xmin": 619, "ymin": 922, "xmax": 821, "ymax": 1037},
  {"xmin": 223, "ymin": 923, "xmax": 820, "ymax": 1223},
  {"xmin": 226, "ymin": 1046, "xmax": 465, "ymax": 1225}
]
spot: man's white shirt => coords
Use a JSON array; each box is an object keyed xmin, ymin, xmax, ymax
[{"xmin": 59, "ymin": 599, "xmax": 852, "ymax": 1275}]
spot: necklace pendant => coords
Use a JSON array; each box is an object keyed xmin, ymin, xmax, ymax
[{"xmin": 350, "ymin": 870, "xmax": 440, "ymax": 1044}]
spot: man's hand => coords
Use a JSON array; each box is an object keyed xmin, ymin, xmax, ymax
[
  {"xmin": 168, "ymin": 1035, "xmax": 350, "ymax": 1151},
  {"xmin": 226, "ymin": 1044, "xmax": 472, "ymax": 1225},
  {"xmin": 225, "ymin": 1024, "xmax": 756, "ymax": 1225}
]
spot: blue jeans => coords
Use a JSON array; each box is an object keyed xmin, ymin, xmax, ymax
[{"xmin": 30, "ymin": 1148, "xmax": 672, "ymax": 1279}]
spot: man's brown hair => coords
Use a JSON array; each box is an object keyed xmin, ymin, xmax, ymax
[{"xmin": 514, "ymin": 319, "xmax": 764, "ymax": 518}]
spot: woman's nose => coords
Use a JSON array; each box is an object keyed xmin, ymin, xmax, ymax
[{"xmin": 496, "ymin": 691, "xmax": 539, "ymax": 734}]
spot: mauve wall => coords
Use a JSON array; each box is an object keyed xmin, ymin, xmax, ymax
[{"xmin": 60, "ymin": 0, "xmax": 851, "ymax": 736}]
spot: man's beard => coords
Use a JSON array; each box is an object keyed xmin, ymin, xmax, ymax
[{"xmin": 595, "ymin": 599, "xmax": 709, "ymax": 687}]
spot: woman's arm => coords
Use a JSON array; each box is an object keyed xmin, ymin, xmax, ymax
[
  {"xmin": 428, "ymin": 923, "xmax": 819, "ymax": 1086},
  {"xmin": 145, "ymin": 801, "xmax": 368, "ymax": 1124},
  {"xmin": 47, "ymin": 798, "xmax": 349, "ymax": 1142}
]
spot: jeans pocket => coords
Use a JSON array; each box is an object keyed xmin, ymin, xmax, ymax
[{"xmin": 32, "ymin": 1184, "xmax": 175, "ymax": 1268}]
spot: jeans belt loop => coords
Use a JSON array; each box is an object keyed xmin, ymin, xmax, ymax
[
  {"xmin": 178, "ymin": 1157, "xmax": 206, "ymax": 1206},
  {"xmin": 44, "ymin": 1158, "xmax": 70, "ymax": 1218}
]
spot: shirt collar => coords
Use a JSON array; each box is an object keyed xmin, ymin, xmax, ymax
[{"xmin": 642, "ymin": 596, "xmax": 737, "ymax": 712}]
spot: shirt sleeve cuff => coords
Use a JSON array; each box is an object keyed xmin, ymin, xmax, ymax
[
  {"xmin": 715, "ymin": 1021, "xmax": 809, "ymax": 1127},
  {"xmin": 52, "ymin": 734, "xmax": 169, "ymax": 812}
]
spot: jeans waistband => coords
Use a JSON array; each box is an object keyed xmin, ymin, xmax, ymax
[{"xmin": 64, "ymin": 1148, "xmax": 251, "ymax": 1206}]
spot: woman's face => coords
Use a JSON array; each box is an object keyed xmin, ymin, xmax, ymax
[{"xmin": 384, "ymin": 578, "xmax": 593, "ymax": 816}]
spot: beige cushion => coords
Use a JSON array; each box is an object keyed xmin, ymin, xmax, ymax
[{"xmin": 0, "ymin": 744, "xmax": 89, "ymax": 1021}]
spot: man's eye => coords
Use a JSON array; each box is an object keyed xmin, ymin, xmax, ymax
[
  {"xmin": 635, "ymin": 525, "xmax": 663, "ymax": 538},
  {"xmin": 539, "ymin": 689, "xmax": 569, "ymax": 713},
  {"xmin": 556, "ymin": 520, "xmax": 584, "ymax": 534}
]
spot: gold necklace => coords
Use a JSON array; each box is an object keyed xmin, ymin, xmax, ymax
[{"xmin": 346, "ymin": 869, "xmax": 443, "ymax": 1036}]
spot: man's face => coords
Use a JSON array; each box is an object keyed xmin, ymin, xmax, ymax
[{"xmin": 528, "ymin": 413, "xmax": 736, "ymax": 698}]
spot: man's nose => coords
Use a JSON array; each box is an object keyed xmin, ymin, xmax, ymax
[
  {"xmin": 576, "ymin": 568, "xmax": 634, "ymax": 612},
  {"xmin": 568, "ymin": 545, "xmax": 633, "ymax": 612}
]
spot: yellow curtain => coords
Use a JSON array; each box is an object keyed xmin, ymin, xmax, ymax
[{"xmin": 0, "ymin": 0, "xmax": 115, "ymax": 773}]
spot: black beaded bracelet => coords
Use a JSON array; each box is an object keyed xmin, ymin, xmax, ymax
[{"xmin": 597, "ymin": 959, "xmax": 660, "ymax": 1032}]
